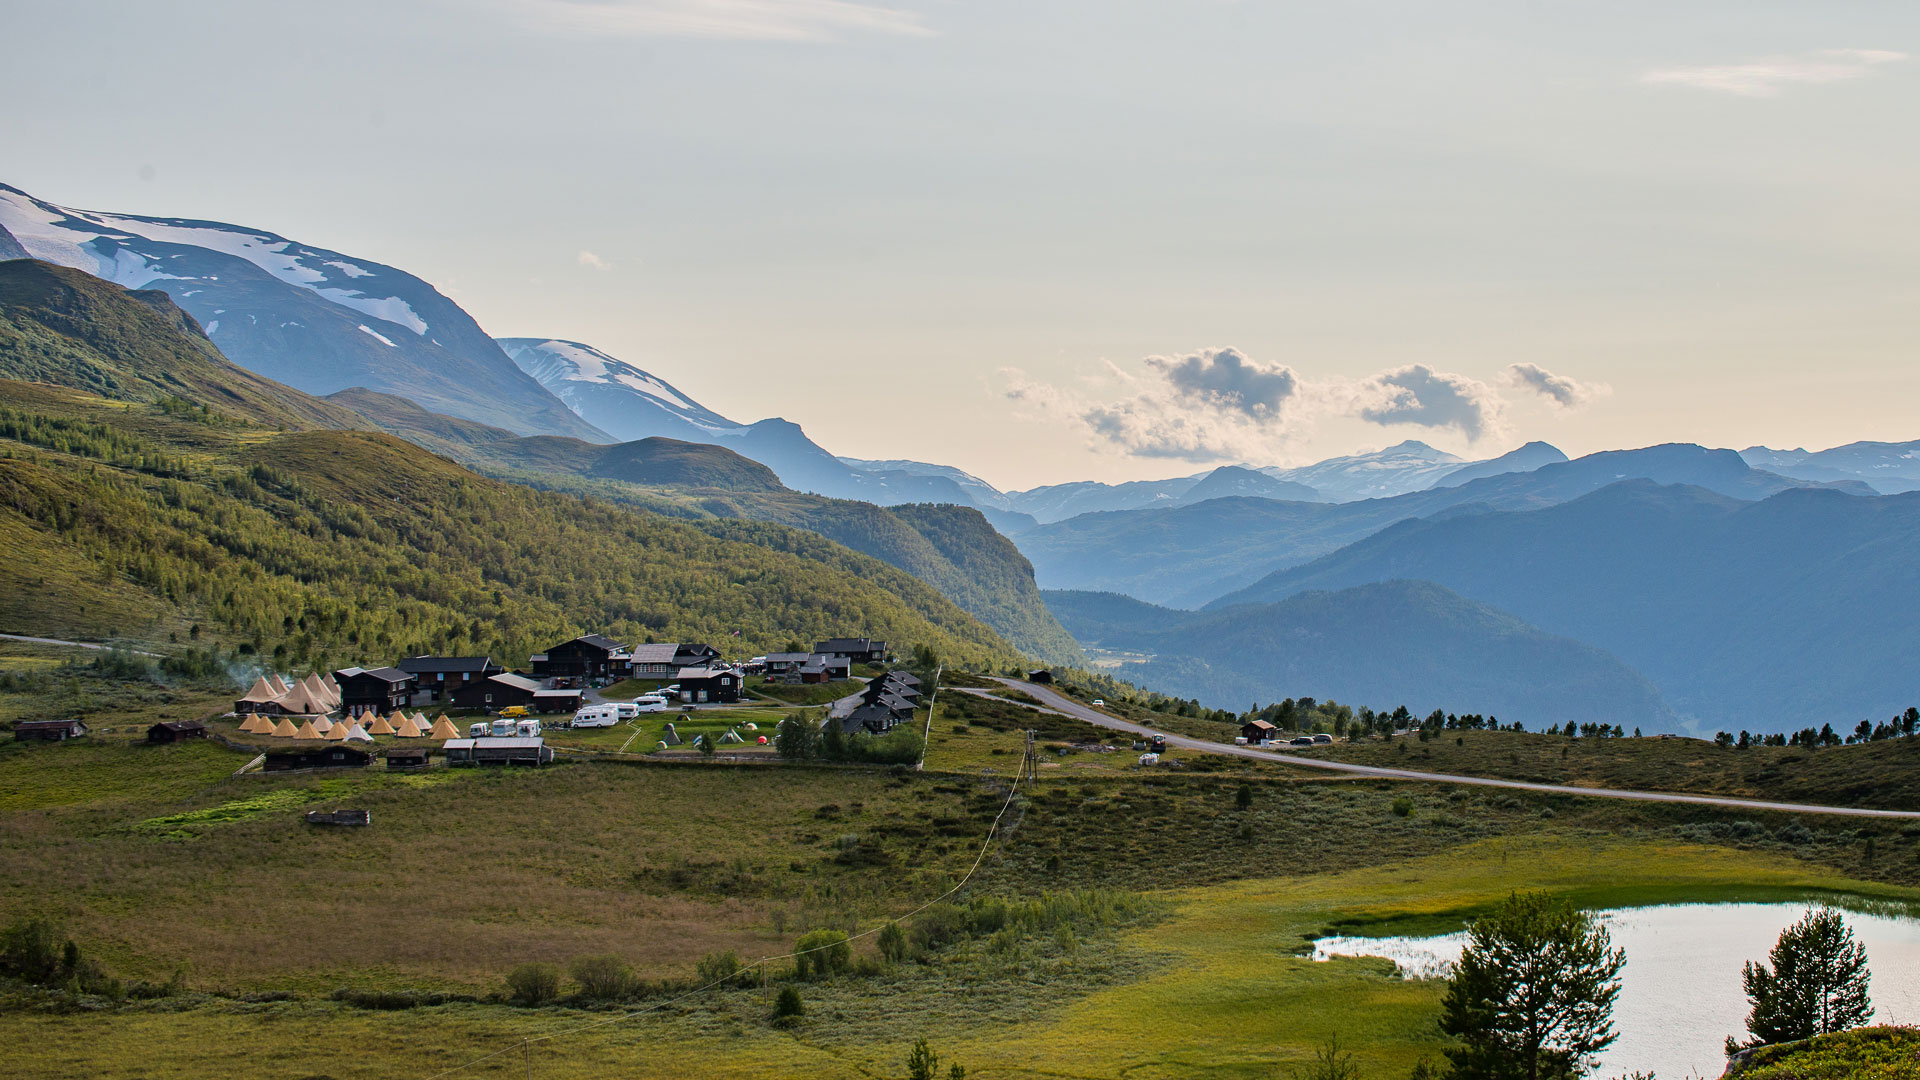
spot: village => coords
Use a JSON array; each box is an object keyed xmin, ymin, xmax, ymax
[{"xmin": 15, "ymin": 635, "xmax": 927, "ymax": 775}]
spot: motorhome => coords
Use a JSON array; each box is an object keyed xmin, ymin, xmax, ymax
[
  {"xmin": 572, "ymin": 704, "xmax": 621, "ymax": 729},
  {"xmin": 633, "ymin": 696, "xmax": 669, "ymax": 714}
]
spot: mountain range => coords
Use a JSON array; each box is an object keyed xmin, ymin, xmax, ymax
[
  {"xmin": 0, "ymin": 259, "xmax": 1029, "ymax": 670},
  {"xmin": 1208, "ymin": 480, "xmax": 1920, "ymax": 731},
  {"xmin": 1044, "ymin": 581, "xmax": 1678, "ymax": 728},
  {"xmin": 1016, "ymin": 442, "xmax": 1870, "ymax": 607},
  {"xmin": 0, "ymin": 183, "xmax": 604, "ymax": 441}
]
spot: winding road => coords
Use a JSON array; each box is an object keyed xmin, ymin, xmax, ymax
[{"xmin": 979, "ymin": 678, "xmax": 1920, "ymax": 821}]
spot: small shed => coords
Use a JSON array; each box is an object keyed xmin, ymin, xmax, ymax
[
  {"xmin": 305, "ymin": 809, "xmax": 371, "ymax": 826},
  {"xmin": 531, "ymin": 687, "xmax": 584, "ymax": 713},
  {"xmin": 264, "ymin": 747, "xmax": 373, "ymax": 772},
  {"xmin": 385, "ymin": 747, "xmax": 430, "ymax": 770},
  {"xmin": 443, "ymin": 737, "xmax": 553, "ymax": 767},
  {"xmin": 147, "ymin": 720, "xmax": 208, "ymax": 744},
  {"xmin": 1026, "ymin": 669, "xmax": 1055, "ymax": 685},
  {"xmin": 13, "ymin": 719, "xmax": 89, "ymax": 742},
  {"xmin": 1241, "ymin": 720, "xmax": 1277, "ymax": 743}
]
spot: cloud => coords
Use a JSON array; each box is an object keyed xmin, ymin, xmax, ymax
[
  {"xmin": 577, "ymin": 250, "xmax": 614, "ymax": 271},
  {"xmin": 1641, "ymin": 49, "xmax": 1906, "ymax": 97},
  {"xmin": 1001, "ymin": 349, "xmax": 1508, "ymax": 463},
  {"xmin": 492, "ymin": 0, "xmax": 931, "ymax": 41},
  {"xmin": 1355, "ymin": 365, "xmax": 1502, "ymax": 440},
  {"xmin": 1145, "ymin": 347, "xmax": 1299, "ymax": 420},
  {"xmin": 1506, "ymin": 363, "xmax": 1603, "ymax": 409}
]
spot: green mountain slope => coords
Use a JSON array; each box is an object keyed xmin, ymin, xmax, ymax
[
  {"xmin": 0, "ymin": 261, "xmax": 368, "ymax": 432},
  {"xmin": 332, "ymin": 385, "xmax": 1084, "ymax": 664},
  {"xmin": 1046, "ymin": 580, "xmax": 1676, "ymax": 727},
  {"xmin": 0, "ymin": 267, "xmax": 1025, "ymax": 668}
]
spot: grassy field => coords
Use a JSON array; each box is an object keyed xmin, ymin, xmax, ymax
[
  {"xmin": 748, "ymin": 678, "xmax": 863, "ymax": 706},
  {"xmin": 6, "ymin": 661, "xmax": 1920, "ymax": 1078}
]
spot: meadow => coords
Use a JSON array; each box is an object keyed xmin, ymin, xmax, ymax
[{"xmin": 5, "ymin": 656, "xmax": 1920, "ymax": 1078}]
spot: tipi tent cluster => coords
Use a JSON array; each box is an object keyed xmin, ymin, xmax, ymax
[
  {"xmin": 235, "ymin": 698, "xmax": 457, "ymax": 743},
  {"xmin": 235, "ymin": 672, "xmax": 342, "ymax": 718}
]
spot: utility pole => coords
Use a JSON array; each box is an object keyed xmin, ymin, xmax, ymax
[{"xmin": 1021, "ymin": 729, "xmax": 1039, "ymax": 784}]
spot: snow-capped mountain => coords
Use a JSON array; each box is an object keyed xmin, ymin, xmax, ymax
[
  {"xmin": 497, "ymin": 336, "xmax": 1020, "ymax": 516},
  {"xmin": 498, "ymin": 338, "xmax": 741, "ymax": 440},
  {"xmin": 1257, "ymin": 440, "xmax": 1467, "ymax": 502},
  {"xmin": 0, "ymin": 182, "xmax": 604, "ymax": 441}
]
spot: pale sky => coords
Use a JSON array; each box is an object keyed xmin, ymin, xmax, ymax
[{"xmin": 4, "ymin": 1, "xmax": 1917, "ymax": 489}]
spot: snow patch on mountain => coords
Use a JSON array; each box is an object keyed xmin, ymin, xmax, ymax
[
  {"xmin": 0, "ymin": 183, "xmax": 429, "ymax": 335},
  {"xmin": 358, "ymin": 325, "xmax": 398, "ymax": 347},
  {"xmin": 498, "ymin": 338, "xmax": 740, "ymax": 432}
]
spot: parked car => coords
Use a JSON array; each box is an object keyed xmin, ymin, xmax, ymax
[
  {"xmin": 500, "ymin": 705, "xmax": 530, "ymax": 719},
  {"xmin": 1312, "ymin": 733, "xmax": 1333, "ymax": 745},
  {"xmin": 1090, "ymin": 699, "xmax": 1105, "ymax": 707},
  {"xmin": 1289, "ymin": 736, "xmax": 1315, "ymax": 747}
]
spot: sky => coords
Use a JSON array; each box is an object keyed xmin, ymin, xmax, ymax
[{"xmin": 3, "ymin": 0, "xmax": 1918, "ymax": 489}]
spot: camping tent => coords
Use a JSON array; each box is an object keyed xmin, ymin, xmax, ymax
[
  {"xmin": 238, "ymin": 677, "xmax": 277, "ymax": 706},
  {"xmin": 237, "ymin": 713, "xmax": 261, "ymax": 734},
  {"xmin": 303, "ymin": 673, "xmax": 336, "ymax": 708},
  {"xmin": 429, "ymin": 717, "xmax": 461, "ymax": 740},
  {"xmin": 270, "ymin": 717, "xmax": 298, "ymax": 738},
  {"xmin": 367, "ymin": 714, "xmax": 398, "ymax": 736},
  {"xmin": 271, "ymin": 681, "xmax": 330, "ymax": 716},
  {"xmin": 312, "ymin": 716, "xmax": 334, "ymax": 734},
  {"xmin": 266, "ymin": 673, "xmax": 290, "ymax": 696},
  {"xmin": 395, "ymin": 714, "xmax": 424, "ymax": 738},
  {"xmin": 322, "ymin": 671, "xmax": 340, "ymax": 696},
  {"xmin": 293, "ymin": 719, "xmax": 322, "ymax": 740},
  {"xmin": 344, "ymin": 723, "xmax": 372, "ymax": 742},
  {"xmin": 323, "ymin": 722, "xmax": 349, "ymax": 742}
]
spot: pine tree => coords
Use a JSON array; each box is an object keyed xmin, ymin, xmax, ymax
[
  {"xmin": 1438, "ymin": 892, "xmax": 1624, "ymax": 1080},
  {"xmin": 1740, "ymin": 907, "xmax": 1872, "ymax": 1045}
]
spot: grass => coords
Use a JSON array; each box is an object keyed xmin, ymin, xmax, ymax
[
  {"xmin": 749, "ymin": 678, "xmax": 862, "ymax": 706},
  {"xmin": 1309, "ymin": 729, "xmax": 1920, "ymax": 810},
  {"xmin": 1734, "ymin": 1027, "xmax": 1920, "ymax": 1080},
  {"xmin": 7, "ymin": 665, "xmax": 1920, "ymax": 1078},
  {"xmin": 5, "ymin": 834, "xmax": 1913, "ymax": 1080}
]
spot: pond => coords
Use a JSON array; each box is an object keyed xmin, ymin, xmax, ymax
[{"xmin": 1313, "ymin": 901, "xmax": 1920, "ymax": 1079}]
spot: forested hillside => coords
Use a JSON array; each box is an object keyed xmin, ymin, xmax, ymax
[
  {"xmin": 335, "ymin": 385, "xmax": 1084, "ymax": 663},
  {"xmin": 0, "ymin": 264, "xmax": 1026, "ymax": 669}
]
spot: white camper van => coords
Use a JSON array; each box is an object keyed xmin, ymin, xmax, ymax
[
  {"xmin": 632, "ymin": 695, "xmax": 669, "ymax": 714},
  {"xmin": 573, "ymin": 704, "xmax": 621, "ymax": 729}
]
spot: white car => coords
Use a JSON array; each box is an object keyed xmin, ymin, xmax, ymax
[{"xmin": 1091, "ymin": 699, "xmax": 1105, "ymax": 707}]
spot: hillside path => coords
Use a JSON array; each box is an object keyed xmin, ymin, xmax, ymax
[
  {"xmin": 0, "ymin": 633, "xmax": 160, "ymax": 657},
  {"xmin": 977, "ymin": 679, "xmax": 1920, "ymax": 820}
]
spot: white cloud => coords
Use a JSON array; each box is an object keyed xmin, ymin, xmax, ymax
[
  {"xmin": 1507, "ymin": 363, "xmax": 1605, "ymax": 409},
  {"xmin": 1641, "ymin": 49, "xmax": 1906, "ymax": 98},
  {"xmin": 1001, "ymin": 350, "xmax": 1508, "ymax": 464},
  {"xmin": 1355, "ymin": 365, "xmax": 1502, "ymax": 441},
  {"xmin": 492, "ymin": 0, "xmax": 931, "ymax": 41},
  {"xmin": 577, "ymin": 250, "xmax": 614, "ymax": 271}
]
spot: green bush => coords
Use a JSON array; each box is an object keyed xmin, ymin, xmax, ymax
[
  {"xmin": 505, "ymin": 962, "xmax": 561, "ymax": 1006},
  {"xmin": 772, "ymin": 984, "xmax": 804, "ymax": 1026},
  {"xmin": 569, "ymin": 953, "xmax": 638, "ymax": 1001},
  {"xmin": 793, "ymin": 929, "xmax": 852, "ymax": 980},
  {"xmin": 695, "ymin": 950, "xmax": 747, "ymax": 988},
  {"xmin": 877, "ymin": 921, "xmax": 910, "ymax": 964}
]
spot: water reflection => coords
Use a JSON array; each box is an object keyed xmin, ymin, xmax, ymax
[{"xmin": 1313, "ymin": 902, "xmax": 1920, "ymax": 1079}]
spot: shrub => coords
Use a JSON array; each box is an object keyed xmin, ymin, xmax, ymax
[
  {"xmin": 877, "ymin": 921, "xmax": 910, "ymax": 964},
  {"xmin": 695, "ymin": 950, "xmax": 747, "ymax": 988},
  {"xmin": 1391, "ymin": 797, "xmax": 1415, "ymax": 818},
  {"xmin": 0, "ymin": 916, "xmax": 62, "ymax": 984},
  {"xmin": 772, "ymin": 984, "xmax": 804, "ymax": 1026},
  {"xmin": 569, "ymin": 953, "xmax": 639, "ymax": 1001},
  {"xmin": 793, "ymin": 930, "xmax": 852, "ymax": 980},
  {"xmin": 505, "ymin": 962, "xmax": 561, "ymax": 1006}
]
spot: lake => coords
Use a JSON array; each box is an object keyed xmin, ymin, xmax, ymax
[{"xmin": 1313, "ymin": 901, "xmax": 1920, "ymax": 1079}]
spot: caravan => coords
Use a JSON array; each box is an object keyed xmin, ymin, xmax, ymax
[{"xmin": 572, "ymin": 704, "xmax": 622, "ymax": 729}]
